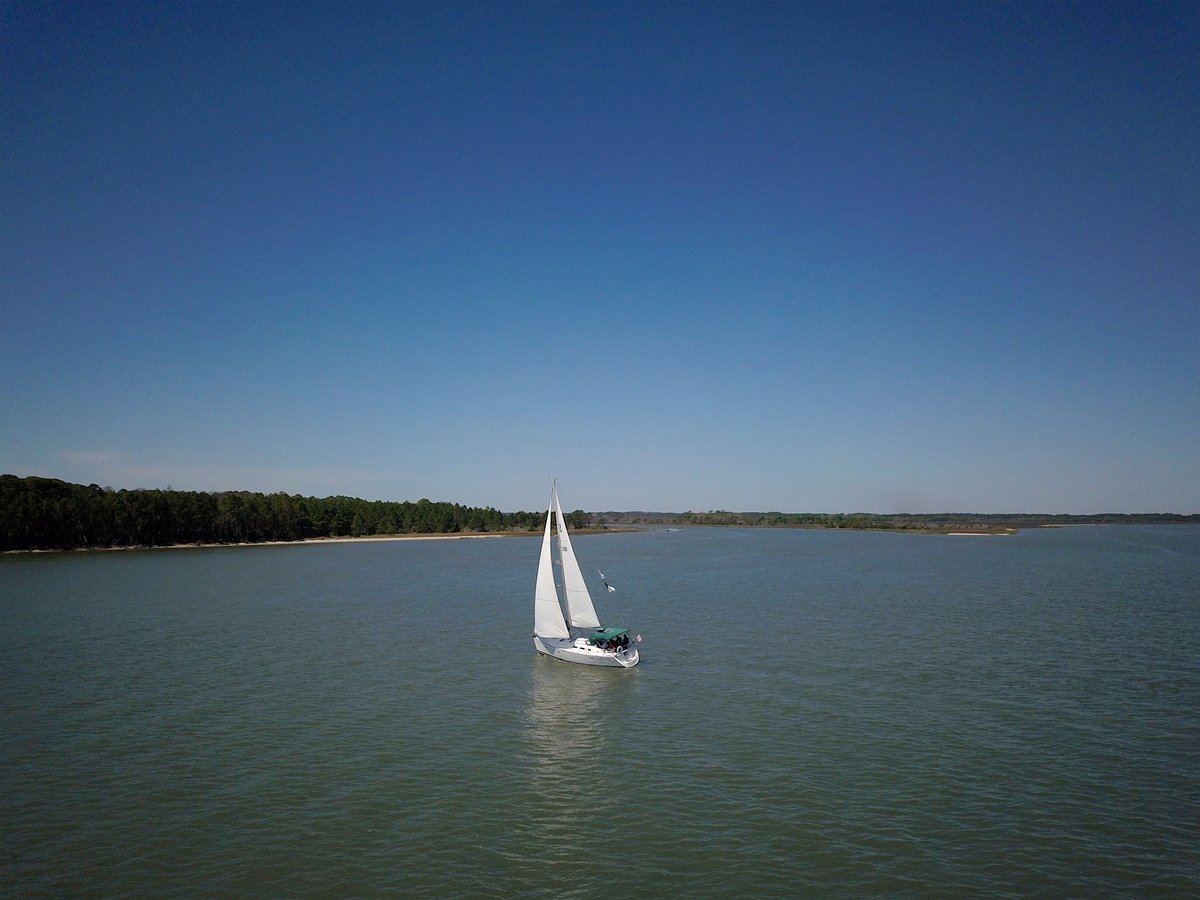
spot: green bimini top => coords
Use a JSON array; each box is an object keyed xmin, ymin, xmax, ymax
[{"xmin": 588, "ymin": 627, "xmax": 629, "ymax": 642}]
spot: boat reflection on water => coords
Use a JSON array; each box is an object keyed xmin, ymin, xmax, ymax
[
  {"xmin": 509, "ymin": 657, "xmax": 640, "ymax": 868},
  {"xmin": 525, "ymin": 656, "xmax": 638, "ymax": 778}
]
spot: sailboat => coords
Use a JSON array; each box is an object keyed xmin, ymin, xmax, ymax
[{"xmin": 533, "ymin": 481, "xmax": 640, "ymax": 668}]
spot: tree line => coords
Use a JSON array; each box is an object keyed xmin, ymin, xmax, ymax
[
  {"xmin": 5, "ymin": 474, "xmax": 1195, "ymax": 551},
  {"xmin": 0, "ymin": 475, "xmax": 589, "ymax": 551},
  {"xmin": 651, "ymin": 510, "xmax": 1200, "ymax": 531}
]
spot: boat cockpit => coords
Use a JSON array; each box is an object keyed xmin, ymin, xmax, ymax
[{"xmin": 587, "ymin": 627, "xmax": 630, "ymax": 652}]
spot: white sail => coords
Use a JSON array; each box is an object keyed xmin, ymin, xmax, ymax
[
  {"xmin": 554, "ymin": 485, "xmax": 601, "ymax": 630},
  {"xmin": 533, "ymin": 502, "xmax": 570, "ymax": 638}
]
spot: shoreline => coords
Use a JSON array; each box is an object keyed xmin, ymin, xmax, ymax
[
  {"xmin": 19, "ymin": 520, "xmax": 1195, "ymax": 554},
  {"xmin": 11, "ymin": 533, "xmax": 518, "ymax": 555},
  {"xmin": 6, "ymin": 528, "xmax": 636, "ymax": 555}
]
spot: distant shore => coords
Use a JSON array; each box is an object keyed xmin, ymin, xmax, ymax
[
  {"xmin": 6, "ymin": 476, "xmax": 1194, "ymax": 554},
  {"xmin": 6, "ymin": 525, "xmax": 1010, "ymax": 552},
  {"xmin": 9, "ymin": 528, "xmax": 636, "ymax": 554},
  {"xmin": 10, "ymin": 533, "xmax": 493, "ymax": 554},
  {"xmin": 10, "ymin": 519, "xmax": 1199, "ymax": 555}
]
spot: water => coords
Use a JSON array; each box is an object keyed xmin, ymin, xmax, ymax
[{"xmin": 3, "ymin": 526, "xmax": 1198, "ymax": 896}]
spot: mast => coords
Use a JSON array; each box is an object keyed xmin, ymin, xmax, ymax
[
  {"xmin": 533, "ymin": 486, "xmax": 570, "ymax": 639},
  {"xmin": 553, "ymin": 482, "xmax": 601, "ymax": 630}
]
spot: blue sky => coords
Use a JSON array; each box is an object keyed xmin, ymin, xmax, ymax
[{"xmin": 2, "ymin": 1, "xmax": 1197, "ymax": 513}]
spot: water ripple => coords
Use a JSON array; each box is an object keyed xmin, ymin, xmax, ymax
[{"xmin": 3, "ymin": 528, "xmax": 1198, "ymax": 895}]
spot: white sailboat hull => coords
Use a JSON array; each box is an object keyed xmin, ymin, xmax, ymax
[{"xmin": 533, "ymin": 635, "xmax": 640, "ymax": 668}]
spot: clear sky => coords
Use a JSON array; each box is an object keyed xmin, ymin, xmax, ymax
[{"xmin": 2, "ymin": 1, "xmax": 1197, "ymax": 514}]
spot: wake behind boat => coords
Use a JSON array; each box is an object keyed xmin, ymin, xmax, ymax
[{"xmin": 532, "ymin": 481, "xmax": 640, "ymax": 668}]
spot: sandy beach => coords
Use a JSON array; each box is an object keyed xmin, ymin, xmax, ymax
[{"xmin": 11, "ymin": 532, "xmax": 523, "ymax": 554}]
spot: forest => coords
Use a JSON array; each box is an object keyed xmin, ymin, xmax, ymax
[
  {"xmin": 4, "ymin": 475, "xmax": 1195, "ymax": 552},
  {"xmin": 0, "ymin": 475, "xmax": 583, "ymax": 552}
]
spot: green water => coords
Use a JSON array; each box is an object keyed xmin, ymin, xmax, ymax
[{"xmin": 3, "ymin": 526, "xmax": 1198, "ymax": 896}]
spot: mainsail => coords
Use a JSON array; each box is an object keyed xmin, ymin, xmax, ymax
[
  {"xmin": 533, "ymin": 501, "xmax": 570, "ymax": 639},
  {"xmin": 553, "ymin": 486, "xmax": 601, "ymax": 629}
]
